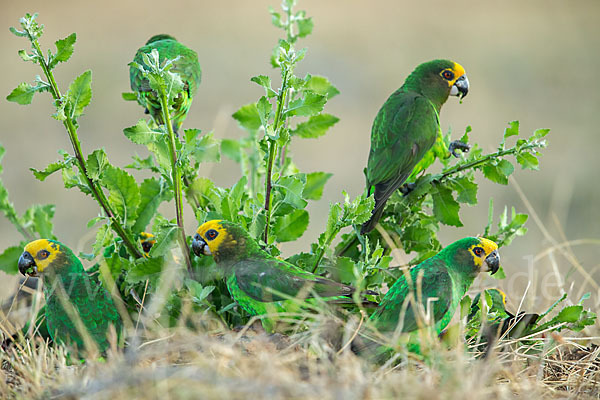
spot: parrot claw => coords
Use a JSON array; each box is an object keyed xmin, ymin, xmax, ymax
[
  {"xmin": 399, "ymin": 182, "xmax": 416, "ymax": 196},
  {"xmin": 449, "ymin": 140, "xmax": 470, "ymax": 158}
]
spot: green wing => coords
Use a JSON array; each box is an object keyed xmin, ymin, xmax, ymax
[
  {"xmin": 366, "ymin": 91, "xmax": 439, "ymax": 210},
  {"xmin": 370, "ymin": 257, "xmax": 453, "ymax": 334},
  {"xmin": 233, "ymin": 257, "xmax": 355, "ymax": 303}
]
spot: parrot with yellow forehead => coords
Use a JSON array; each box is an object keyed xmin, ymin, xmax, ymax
[
  {"xmin": 361, "ymin": 59, "xmax": 470, "ymax": 234},
  {"xmin": 354, "ymin": 237, "xmax": 499, "ymax": 358},
  {"xmin": 192, "ymin": 220, "xmax": 377, "ymax": 331},
  {"xmin": 17, "ymin": 239, "xmax": 123, "ymax": 354}
]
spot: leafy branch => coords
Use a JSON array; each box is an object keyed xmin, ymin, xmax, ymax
[{"xmin": 7, "ymin": 13, "xmax": 143, "ymax": 259}]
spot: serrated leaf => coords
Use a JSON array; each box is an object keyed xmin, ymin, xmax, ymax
[
  {"xmin": 285, "ymin": 91, "xmax": 327, "ymax": 117},
  {"xmin": 30, "ymin": 159, "xmax": 71, "ymax": 181},
  {"xmin": 516, "ymin": 152, "xmax": 539, "ymax": 170},
  {"xmin": 49, "ymin": 33, "xmax": 76, "ymax": 69},
  {"xmin": 557, "ymin": 305, "xmax": 583, "ymax": 323},
  {"xmin": 257, "ymin": 96, "xmax": 272, "ymax": 129},
  {"xmin": 292, "ymin": 114, "xmax": 339, "ymax": 139},
  {"xmin": 86, "ymin": 148, "xmax": 108, "ymax": 181},
  {"xmin": 531, "ymin": 128, "xmax": 550, "ymax": 140},
  {"xmin": 304, "ymin": 75, "xmax": 340, "ymax": 99},
  {"xmin": 320, "ymin": 202, "xmax": 343, "ymax": 247},
  {"xmin": 123, "ymin": 119, "xmax": 163, "ymax": 144},
  {"xmin": 296, "ymin": 16, "xmax": 314, "ymax": 38},
  {"xmin": 452, "ymin": 177, "xmax": 478, "ymax": 205},
  {"xmin": 149, "ymin": 224, "xmax": 179, "ymax": 257},
  {"xmin": 93, "ymin": 224, "xmax": 113, "ymax": 255},
  {"xmin": 251, "ymin": 75, "xmax": 277, "ymax": 98},
  {"xmin": 304, "ymin": 172, "xmax": 332, "ymax": 200},
  {"xmin": 186, "ymin": 132, "xmax": 220, "ymax": 164},
  {"xmin": 102, "ymin": 166, "xmax": 140, "ymax": 227},
  {"xmin": 482, "ymin": 160, "xmax": 514, "ymax": 185},
  {"xmin": 274, "ymin": 209, "xmax": 309, "ymax": 242},
  {"xmin": 7, "ymin": 82, "xmax": 38, "ymax": 105},
  {"xmin": 66, "ymin": 70, "xmax": 92, "ymax": 120},
  {"xmin": 22, "ymin": 204, "xmax": 55, "ymax": 238},
  {"xmin": 221, "ymin": 139, "xmax": 241, "ymax": 163},
  {"xmin": 431, "ymin": 185, "xmax": 462, "ymax": 227},
  {"xmin": 232, "ymin": 103, "xmax": 261, "ymax": 131},
  {"xmin": 126, "ymin": 257, "xmax": 165, "ymax": 284},
  {"xmin": 275, "ymin": 175, "xmax": 307, "ymax": 209},
  {"xmin": 0, "ymin": 246, "xmax": 22, "ymax": 275},
  {"xmin": 132, "ymin": 178, "xmax": 171, "ymax": 233},
  {"xmin": 504, "ymin": 121, "xmax": 519, "ymax": 139}
]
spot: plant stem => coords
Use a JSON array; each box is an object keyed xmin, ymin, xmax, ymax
[
  {"xmin": 263, "ymin": 70, "xmax": 290, "ymax": 244},
  {"xmin": 31, "ymin": 40, "xmax": 143, "ymax": 259},
  {"xmin": 311, "ymin": 227, "xmax": 339, "ymax": 273},
  {"xmin": 158, "ymin": 93, "xmax": 193, "ymax": 276}
]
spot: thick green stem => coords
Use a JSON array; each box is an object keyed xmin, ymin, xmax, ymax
[
  {"xmin": 263, "ymin": 70, "xmax": 290, "ymax": 244},
  {"xmin": 31, "ymin": 40, "xmax": 143, "ymax": 259},
  {"xmin": 158, "ymin": 93, "xmax": 193, "ymax": 276}
]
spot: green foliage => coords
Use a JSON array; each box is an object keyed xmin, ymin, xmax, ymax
[{"xmin": 3, "ymin": 3, "xmax": 588, "ymax": 352}]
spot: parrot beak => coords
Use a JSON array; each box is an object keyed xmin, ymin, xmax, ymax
[
  {"xmin": 483, "ymin": 250, "xmax": 500, "ymax": 275},
  {"xmin": 192, "ymin": 233, "xmax": 211, "ymax": 256},
  {"xmin": 18, "ymin": 251, "xmax": 39, "ymax": 277},
  {"xmin": 450, "ymin": 74, "xmax": 469, "ymax": 99}
]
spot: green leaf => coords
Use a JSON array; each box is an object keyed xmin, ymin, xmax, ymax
[
  {"xmin": 296, "ymin": 16, "xmax": 314, "ymax": 38},
  {"xmin": 431, "ymin": 185, "xmax": 462, "ymax": 227},
  {"xmin": 273, "ymin": 209, "xmax": 309, "ymax": 242},
  {"xmin": 149, "ymin": 221, "xmax": 179, "ymax": 257},
  {"xmin": 123, "ymin": 119, "xmax": 163, "ymax": 145},
  {"xmin": 291, "ymin": 114, "xmax": 339, "ymax": 139},
  {"xmin": 250, "ymin": 75, "xmax": 277, "ymax": 98},
  {"xmin": 0, "ymin": 246, "xmax": 22, "ymax": 275},
  {"xmin": 232, "ymin": 103, "xmax": 261, "ymax": 131},
  {"xmin": 257, "ymin": 96, "xmax": 272, "ymax": 129},
  {"xmin": 126, "ymin": 257, "xmax": 165, "ymax": 284},
  {"xmin": 66, "ymin": 70, "xmax": 92, "ymax": 120},
  {"xmin": 132, "ymin": 178, "xmax": 171, "ymax": 233},
  {"xmin": 22, "ymin": 204, "xmax": 55, "ymax": 238},
  {"xmin": 483, "ymin": 160, "xmax": 514, "ymax": 185},
  {"xmin": 102, "ymin": 166, "xmax": 140, "ymax": 227},
  {"xmin": 221, "ymin": 139, "xmax": 242, "ymax": 163},
  {"xmin": 93, "ymin": 224, "xmax": 114, "ymax": 255},
  {"xmin": 304, "ymin": 75, "xmax": 340, "ymax": 99},
  {"xmin": 530, "ymin": 128, "xmax": 550, "ymax": 141},
  {"xmin": 319, "ymin": 203, "xmax": 343, "ymax": 247},
  {"xmin": 186, "ymin": 131, "xmax": 220, "ymax": 164},
  {"xmin": 516, "ymin": 152, "xmax": 539, "ymax": 170},
  {"xmin": 304, "ymin": 172, "xmax": 332, "ymax": 200},
  {"xmin": 452, "ymin": 177, "xmax": 478, "ymax": 205},
  {"xmin": 122, "ymin": 92, "xmax": 137, "ymax": 101},
  {"xmin": 49, "ymin": 33, "xmax": 76, "ymax": 69},
  {"xmin": 86, "ymin": 148, "xmax": 108, "ymax": 181},
  {"xmin": 556, "ymin": 305, "xmax": 583, "ymax": 323},
  {"xmin": 185, "ymin": 279, "xmax": 215, "ymax": 304},
  {"xmin": 504, "ymin": 121, "xmax": 519, "ymax": 139},
  {"xmin": 275, "ymin": 174, "xmax": 307, "ymax": 209},
  {"xmin": 30, "ymin": 158, "xmax": 72, "ymax": 181},
  {"xmin": 7, "ymin": 82, "xmax": 38, "ymax": 105},
  {"xmin": 285, "ymin": 91, "xmax": 327, "ymax": 117}
]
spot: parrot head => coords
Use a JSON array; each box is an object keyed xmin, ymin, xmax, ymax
[
  {"xmin": 192, "ymin": 220, "xmax": 256, "ymax": 264},
  {"xmin": 18, "ymin": 239, "xmax": 73, "ymax": 277},
  {"xmin": 442, "ymin": 237, "xmax": 500, "ymax": 278},
  {"xmin": 404, "ymin": 59, "xmax": 469, "ymax": 106},
  {"xmin": 139, "ymin": 232, "xmax": 156, "ymax": 254}
]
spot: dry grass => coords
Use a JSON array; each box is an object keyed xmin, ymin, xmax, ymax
[{"xmin": 1, "ymin": 299, "xmax": 598, "ymax": 400}]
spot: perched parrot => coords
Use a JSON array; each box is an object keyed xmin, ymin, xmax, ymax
[
  {"xmin": 191, "ymin": 220, "xmax": 376, "ymax": 331},
  {"xmin": 355, "ymin": 237, "xmax": 499, "ymax": 358},
  {"xmin": 3, "ymin": 234, "xmax": 155, "ymax": 348},
  {"xmin": 129, "ymin": 34, "xmax": 201, "ymax": 134},
  {"xmin": 17, "ymin": 239, "xmax": 123, "ymax": 354},
  {"xmin": 361, "ymin": 59, "xmax": 470, "ymax": 234}
]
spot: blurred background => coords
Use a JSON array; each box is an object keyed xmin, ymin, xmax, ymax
[{"xmin": 1, "ymin": 0, "xmax": 599, "ymax": 312}]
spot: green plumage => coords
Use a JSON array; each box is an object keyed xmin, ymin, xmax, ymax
[
  {"xmin": 361, "ymin": 59, "xmax": 467, "ymax": 233},
  {"xmin": 129, "ymin": 34, "xmax": 201, "ymax": 134},
  {"xmin": 193, "ymin": 220, "xmax": 372, "ymax": 331},
  {"xmin": 18, "ymin": 240, "xmax": 122, "ymax": 354}
]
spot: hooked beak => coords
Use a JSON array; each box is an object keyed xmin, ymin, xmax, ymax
[
  {"xmin": 18, "ymin": 251, "xmax": 38, "ymax": 277},
  {"xmin": 450, "ymin": 74, "xmax": 469, "ymax": 99},
  {"xmin": 484, "ymin": 250, "xmax": 500, "ymax": 275},
  {"xmin": 191, "ymin": 233, "xmax": 211, "ymax": 257}
]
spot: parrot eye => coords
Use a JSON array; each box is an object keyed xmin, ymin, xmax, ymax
[
  {"xmin": 205, "ymin": 229, "xmax": 219, "ymax": 241},
  {"xmin": 37, "ymin": 249, "xmax": 50, "ymax": 260},
  {"xmin": 473, "ymin": 247, "xmax": 484, "ymax": 257},
  {"xmin": 442, "ymin": 70, "xmax": 454, "ymax": 80}
]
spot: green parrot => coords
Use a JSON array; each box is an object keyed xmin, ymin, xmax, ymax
[
  {"xmin": 361, "ymin": 59, "xmax": 470, "ymax": 234},
  {"xmin": 191, "ymin": 220, "xmax": 376, "ymax": 331},
  {"xmin": 356, "ymin": 237, "xmax": 499, "ymax": 358},
  {"xmin": 4, "ymin": 234, "xmax": 155, "ymax": 348},
  {"xmin": 17, "ymin": 239, "xmax": 123, "ymax": 354},
  {"xmin": 129, "ymin": 34, "xmax": 201, "ymax": 134}
]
